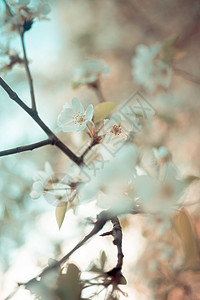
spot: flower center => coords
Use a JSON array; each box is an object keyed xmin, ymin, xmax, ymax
[
  {"xmin": 110, "ymin": 124, "xmax": 122, "ymax": 136},
  {"xmin": 74, "ymin": 114, "xmax": 86, "ymax": 126}
]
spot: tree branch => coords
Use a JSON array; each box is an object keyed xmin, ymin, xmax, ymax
[
  {"xmin": 89, "ymin": 79, "xmax": 106, "ymax": 103},
  {"xmin": 173, "ymin": 67, "xmax": 200, "ymax": 85},
  {"xmin": 0, "ymin": 139, "xmax": 53, "ymax": 157},
  {"xmin": 5, "ymin": 207, "xmax": 139, "ymax": 299},
  {"xmin": 101, "ymin": 216, "xmax": 124, "ymax": 285},
  {"xmin": 20, "ymin": 32, "xmax": 37, "ymax": 112},
  {"xmin": 110, "ymin": 217, "xmax": 124, "ymax": 270},
  {"xmin": 0, "ymin": 77, "xmax": 83, "ymax": 165}
]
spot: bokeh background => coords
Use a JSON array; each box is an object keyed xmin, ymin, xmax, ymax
[{"xmin": 0, "ymin": 0, "xmax": 200, "ymax": 299}]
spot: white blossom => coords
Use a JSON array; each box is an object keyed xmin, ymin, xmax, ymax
[
  {"xmin": 131, "ymin": 43, "xmax": 172, "ymax": 92},
  {"xmin": 73, "ymin": 60, "xmax": 110, "ymax": 86},
  {"xmin": 57, "ymin": 98, "xmax": 94, "ymax": 132},
  {"xmin": 30, "ymin": 162, "xmax": 53, "ymax": 199},
  {"xmin": 78, "ymin": 143, "xmax": 139, "ymax": 211},
  {"xmin": 133, "ymin": 164, "xmax": 186, "ymax": 214}
]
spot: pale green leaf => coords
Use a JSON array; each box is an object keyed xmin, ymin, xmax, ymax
[
  {"xmin": 56, "ymin": 264, "xmax": 82, "ymax": 300},
  {"xmin": 119, "ymin": 274, "xmax": 127, "ymax": 285},
  {"xmin": 94, "ymin": 102, "xmax": 117, "ymax": 123},
  {"xmin": 100, "ymin": 251, "xmax": 107, "ymax": 270},
  {"xmin": 173, "ymin": 208, "xmax": 199, "ymax": 268},
  {"xmin": 56, "ymin": 202, "xmax": 68, "ymax": 230}
]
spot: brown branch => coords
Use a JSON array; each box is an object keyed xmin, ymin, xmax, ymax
[
  {"xmin": 0, "ymin": 139, "xmax": 53, "ymax": 157},
  {"xmin": 101, "ymin": 216, "xmax": 124, "ymax": 275},
  {"xmin": 0, "ymin": 77, "xmax": 83, "ymax": 165},
  {"xmin": 110, "ymin": 217, "xmax": 124, "ymax": 270},
  {"xmin": 89, "ymin": 79, "xmax": 106, "ymax": 103},
  {"xmin": 79, "ymin": 136, "xmax": 102, "ymax": 161},
  {"xmin": 20, "ymin": 32, "xmax": 37, "ymax": 112},
  {"xmin": 173, "ymin": 67, "xmax": 200, "ymax": 85},
  {"xmin": 5, "ymin": 207, "xmax": 139, "ymax": 300}
]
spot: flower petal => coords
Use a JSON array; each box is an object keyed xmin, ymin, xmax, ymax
[
  {"xmin": 57, "ymin": 108, "xmax": 73, "ymax": 126},
  {"xmin": 111, "ymin": 114, "xmax": 121, "ymax": 124},
  {"xmin": 72, "ymin": 98, "xmax": 84, "ymax": 114},
  {"xmin": 85, "ymin": 104, "xmax": 94, "ymax": 121}
]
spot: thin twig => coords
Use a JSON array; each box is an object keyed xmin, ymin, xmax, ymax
[
  {"xmin": 79, "ymin": 137, "xmax": 101, "ymax": 161},
  {"xmin": 0, "ymin": 77, "xmax": 83, "ymax": 165},
  {"xmin": 89, "ymin": 79, "xmax": 106, "ymax": 103},
  {"xmin": 2, "ymin": 0, "xmax": 13, "ymax": 16},
  {"xmin": 173, "ymin": 67, "xmax": 200, "ymax": 85},
  {"xmin": 0, "ymin": 139, "xmax": 52, "ymax": 157},
  {"xmin": 20, "ymin": 32, "xmax": 37, "ymax": 111},
  {"xmin": 94, "ymin": 86, "xmax": 106, "ymax": 103}
]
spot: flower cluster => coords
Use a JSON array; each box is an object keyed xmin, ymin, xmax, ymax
[
  {"xmin": 72, "ymin": 59, "xmax": 110, "ymax": 87},
  {"xmin": 0, "ymin": 44, "xmax": 24, "ymax": 74},
  {"xmin": 131, "ymin": 43, "xmax": 172, "ymax": 92},
  {"xmin": 2, "ymin": 0, "xmax": 51, "ymax": 35},
  {"xmin": 30, "ymin": 92, "xmax": 193, "ymax": 233},
  {"xmin": 30, "ymin": 162, "xmax": 54, "ymax": 199},
  {"xmin": 30, "ymin": 162, "xmax": 78, "ymax": 208}
]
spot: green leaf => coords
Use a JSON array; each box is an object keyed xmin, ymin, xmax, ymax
[
  {"xmin": 94, "ymin": 102, "xmax": 117, "ymax": 123},
  {"xmin": 56, "ymin": 202, "xmax": 68, "ymax": 230},
  {"xmin": 72, "ymin": 81, "xmax": 81, "ymax": 89},
  {"xmin": 119, "ymin": 274, "xmax": 127, "ymax": 285},
  {"xmin": 100, "ymin": 251, "xmax": 107, "ymax": 270},
  {"xmin": 173, "ymin": 208, "xmax": 199, "ymax": 268},
  {"xmin": 56, "ymin": 264, "xmax": 82, "ymax": 300}
]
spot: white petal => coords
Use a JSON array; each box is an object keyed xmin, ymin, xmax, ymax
[
  {"xmin": 57, "ymin": 108, "xmax": 73, "ymax": 125},
  {"xmin": 77, "ymin": 121, "xmax": 87, "ymax": 131},
  {"xmin": 33, "ymin": 181, "xmax": 43, "ymax": 193},
  {"xmin": 63, "ymin": 102, "xmax": 71, "ymax": 109},
  {"xmin": 72, "ymin": 98, "xmax": 84, "ymax": 114},
  {"xmin": 85, "ymin": 104, "xmax": 94, "ymax": 121},
  {"xmin": 44, "ymin": 162, "xmax": 53, "ymax": 176},
  {"xmin": 61, "ymin": 124, "xmax": 78, "ymax": 132},
  {"xmin": 111, "ymin": 114, "xmax": 121, "ymax": 124},
  {"xmin": 30, "ymin": 190, "xmax": 41, "ymax": 199}
]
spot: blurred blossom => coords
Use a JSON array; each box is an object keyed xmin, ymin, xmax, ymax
[
  {"xmin": 7, "ymin": 0, "xmax": 31, "ymax": 8},
  {"xmin": 131, "ymin": 43, "xmax": 172, "ymax": 92},
  {"xmin": 30, "ymin": 161, "xmax": 53, "ymax": 199},
  {"xmin": 133, "ymin": 164, "xmax": 186, "ymax": 214},
  {"xmin": 72, "ymin": 60, "xmax": 110, "ymax": 87},
  {"xmin": 2, "ymin": 0, "xmax": 51, "ymax": 35},
  {"xmin": 79, "ymin": 143, "xmax": 138, "ymax": 210},
  {"xmin": 57, "ymin": 97, "xmax": 94, "ymax": 132},
  {"xmin": 152, "ymin": 146, "xmax": 172, "ymax": 165}
]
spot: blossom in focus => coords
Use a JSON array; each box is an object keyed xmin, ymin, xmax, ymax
[
  {"xmin": 131, "ymin": 43, "xmax": 172, "ymax": 92},
  {"xmin": 57, "ymin": 98, "xmax": 94, "ymax": 132},
  {"xmin": 30, "ymin": 162, "xmax": 53, "ymax": 199},
  {"xmin": 72, "ymin": 60, "xmax": 110, "ymax": 87},
  {"xmin": 103, "ymin": 114, "xmax": 128, "ymax": 141}
]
